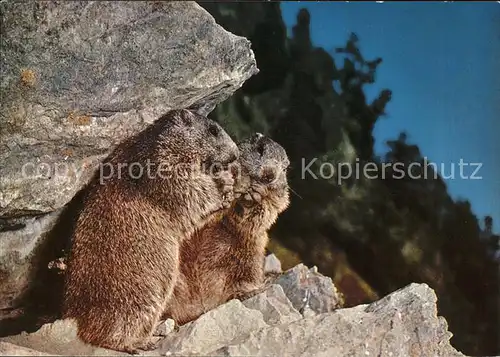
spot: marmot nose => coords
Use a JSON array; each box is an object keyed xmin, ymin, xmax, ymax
[
  {"xmin": 228, "ymin": 152, "xmax": 238, "ymax": 164},
  {"xmin": 223, "ymin": 151, "xmax": 238, "ymax": 165}
]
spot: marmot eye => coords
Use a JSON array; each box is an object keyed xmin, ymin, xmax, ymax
[
  {"xmin": 208, "ymin": 124, "xmax": 219, "ymax": 137},
  {"xmin": 257, "ymin": 142, "xmax": 265, "ymax": 157}
]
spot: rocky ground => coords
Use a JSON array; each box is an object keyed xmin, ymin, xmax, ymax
[{"xmin": 0, "ymin": 255, "xmax": 465, "ymax": 356}]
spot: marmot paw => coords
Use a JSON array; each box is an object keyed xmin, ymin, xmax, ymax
[
  {"xmin": 123, "ymin": 338, "xmax": 159, "ymax": 355},
  {"xmin": 215, "ymin": 169, "xmax": 235, "ymax": 209}
]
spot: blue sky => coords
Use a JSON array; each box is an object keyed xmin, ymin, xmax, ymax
[{"xmin": 281, "ymin": 2, "xmax": 500, "ymax": 231}]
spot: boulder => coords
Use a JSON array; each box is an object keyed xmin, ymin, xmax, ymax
[
  {"xmin": 212, "ymin": 283, "xmax": 465, "ymax": 357},
  {"xmin": 0, "ymin": 341, "xmax": 55, "ymax": 356},
  {"xmin": 274, "ymin": 263, "xmax": 344, "ymax": 314},
  {"xmin": 1, "ymin": 319, "xmax": 125, "ymax": 356},
  {"xmin": 263, "ymin": 253, "xmax": 282, "ymax": 273},
  {"xmin": 0, "ymin": 0, "xmax": 258, "ymax": 316},
  {"xmin": 154, "ymin": 299, "xmax": 267, "ymax": 356},
  {"xmin": 153, "ymin": 319, "xmax": 175, "ymax": 337},
  {"xmin": 242, "ymin": 284, "xmax": 302, "ymax": 326},
  {"xmin": 0, "ymin": 0, "xmax": 257, "ymax": 218}
]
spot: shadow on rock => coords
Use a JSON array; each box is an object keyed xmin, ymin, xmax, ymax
[{"xmin": 0, "ymin": 188, "xmax": 88, "ymax": 337}]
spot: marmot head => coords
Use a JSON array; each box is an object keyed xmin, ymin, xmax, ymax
[
  {"xmin": 152, "ymin": 109, "xmax": 239, "ymax": 170},
  {"xmin": 236, "ymin": 133, "xmax": 290, "ymax": 190}
]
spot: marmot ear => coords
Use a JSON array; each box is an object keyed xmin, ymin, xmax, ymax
[
  {"xmin": 168, "ymin": 109, "xmax": 194, "ymax": 127},
  {"xmin": 177, "ymin": 109, "xmax": 194, "ymax": 126}
]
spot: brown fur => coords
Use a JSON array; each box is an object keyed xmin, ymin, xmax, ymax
[
  {"xmin": 163, "ymin": 133, "xmax": 290, "ymax": 325},
  {"xmin": 61, "ymin": 109, "xmax": 238, "ymax": 354}
]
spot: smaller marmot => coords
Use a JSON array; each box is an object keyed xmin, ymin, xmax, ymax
[
  {"xmin": 163, "ymin": 133, "xmax": 290, "ymax": 325},
  {"xmin": 62, "ymin": 109, "xmax": 238, "ymax": 354}
]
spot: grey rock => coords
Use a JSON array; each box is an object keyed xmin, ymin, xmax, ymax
[
  {"xmin": 0, "ymin": 0, "xmax": 258, "ymax": 217},
  {"xmin": 154, "ymin": 319, "xmax": 176, "ymax": 337},
  {"xmin": 0, "ymin": 209, "xmax": 62, "ymax": 310},
  {"xmin": 212, "ymin": 283, "xmax": 465, "ymax": 357},
  {"xmin": 275, "ymin": 263, "xmax": 344, "ymax": 314},
  {"xmin": 242, "ymin": 284, "xmax": 302, "ymax": 326},
  {"xmin": 263, "ymin": 253, "xmax": 282, "ymax": 273},
  {"xmin": 0, "ymin": 269, "xmax": 466, "ymax": 357},
  {"xmin": 153, "ymin": 299, "xmax": 267, "ymax": 356},
  {"xmin": 0, "ymin": 319, "xmax": 127, "ymax": 356},
  {"xmin": 0, "ymin": 341, "xmax": 56, "ymax": 356}
]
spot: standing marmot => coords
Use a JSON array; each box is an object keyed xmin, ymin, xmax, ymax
[
  {"xmin": 163, "ymin": 133, "xmax": 290, "ymax": 324},
  {"xmin": 62, "ymin": 109, "xmax": 238, "ymax": 353}
]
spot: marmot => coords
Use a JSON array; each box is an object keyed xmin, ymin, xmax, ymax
[
  {"xmin": 163, "ymin": 133, "xmax": 290, "ymax": 325},
  {"xmin": 62, "ymin": 109, "xmax": 238, "ymax": 354}
]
